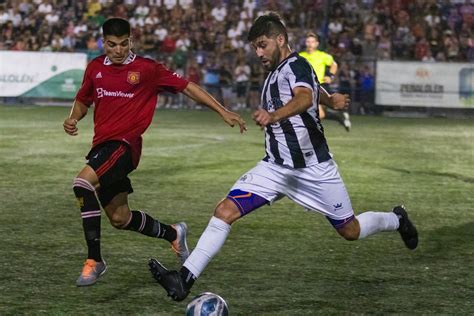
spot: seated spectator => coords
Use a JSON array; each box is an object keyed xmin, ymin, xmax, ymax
[
  {"xmin": 38, "ymin": 0, "xmax": 53, "ymax": 15},
  {"xmin": 87, "ymin": 0, "xmax": 102, "ymax": 18}
]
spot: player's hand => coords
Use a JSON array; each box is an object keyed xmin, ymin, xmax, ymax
[
  {"xmin": 63, "ymin": 118, "xmax": 78, "ymax": 136},
  {"xmin": 252, "ymin": 109, "xmax": 274, "ymax": 128},
  {"xmin": 222, "ymin": 110, "xmax": 247, "ymax": 133},
  {"xmin": 330, "ymin": 93, "xmax": 350, "ymax": 111},
  {"xmin": 323, "ymin": 76, "xmax": 332, "ymax": 84}
]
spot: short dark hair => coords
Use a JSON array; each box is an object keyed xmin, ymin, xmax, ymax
[
  {"xmin": 247, "ymin": 12, "xmax": 288, "ymax": 43},
  {"xmin": 102, "ymin": 18, "xmax": 131, "ymax": 37},
  {"xmin": 306, "ymin": 32, "xmax": 319, "ymax": 41}
]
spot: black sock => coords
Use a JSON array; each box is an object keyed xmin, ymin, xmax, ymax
[
  {"xmin": 179, "ymin": 266, "xmax": 196, "ymax": 291},
  {"xmin": 325, "ymin": 108, "xmax": 345, "ymax": 122},
  {"xmin": 124, "ymin": 210, "xmax": 177, "ymax": 242},
  {"xmin": 73, "ymin": 181, "xmax": 102, "ymax": 262}
]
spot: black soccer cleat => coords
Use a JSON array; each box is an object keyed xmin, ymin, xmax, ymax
[
  {"xmin": 393, "ymin": 205, "xmax": 418, "ymax": 250},
  {"xmin": 148, "ymin": 258, "xmax": 189, "ymax": 301}
]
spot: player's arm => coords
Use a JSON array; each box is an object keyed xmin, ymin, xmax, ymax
[
  {"xmin": 253, "ymin": 86, "xmax": 312, "ymax": 127},
  {"xmin": 319, "ymin": 85, "xmax": 349, "ymax": 111},
  {"xmin": 325, "ymin": 61, "xmax": 338, "ymax": 83},
  {"xmin": 63, "ymin": 100, "xmax": 89, "ymax": 136},
  {"xmin": 182, "ymin": 82, "xmax": 246, "ymax": 133}
]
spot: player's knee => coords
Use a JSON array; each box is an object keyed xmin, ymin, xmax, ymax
[
  {"xmin": 214, "ymin": 199, "xmax": 240, "ymax": 225},
  {"xmin": 72, "ymin": 177, "xmax": 101, "ymax": 212},
  {"xmin": 72, "ymin": 177, "xmax": 95, "ymax": 196},
  {"xmin": 108, "ymin": 210, "xmax": 129, "ymax": 229},
  {"xmin": 337, "ymin": 222, "xmax": 360, "ymax": 241}
]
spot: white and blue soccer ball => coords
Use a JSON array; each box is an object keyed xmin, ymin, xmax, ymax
[{"xmin": 185, "ymin": 292, "xmax": 229, "ymax": 316}]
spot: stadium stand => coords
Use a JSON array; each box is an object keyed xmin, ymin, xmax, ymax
[{"xmin": 0, "ymin": 0, "xmax": 473, "ymax": 110}]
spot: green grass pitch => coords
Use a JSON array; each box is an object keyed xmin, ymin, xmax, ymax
[{"xmin": 0, "ymin": 105, "xmax": 473, "ymax": 315}]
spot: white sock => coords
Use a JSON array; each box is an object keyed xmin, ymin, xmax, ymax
[
  {"xmin": 183, "ymin": 216, "xmax": 231, "ymax": 278},
  {"xmin": 356, "ymin": 211, "xmax": 400, "ymax": 239}
]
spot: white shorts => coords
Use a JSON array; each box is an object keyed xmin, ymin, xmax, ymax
[{"xmin": 230, "ymin": 160, "xmax": 354, "ymax": 221}]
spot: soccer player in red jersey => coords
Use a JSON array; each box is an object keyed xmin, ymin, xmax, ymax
[{"xmin": 63, "ymin": 18, "xmax": 246, "ymax": 287}]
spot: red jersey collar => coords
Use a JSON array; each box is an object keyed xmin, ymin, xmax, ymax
[{"xmin": 104, "ymin": 52, "xmax": 136, "ymax": 66}]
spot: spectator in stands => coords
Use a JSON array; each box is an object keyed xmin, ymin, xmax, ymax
[
  {"xmin": 38, "ymin": 0, "xmax": 53, "ymax": 15},
  {"xmin": 359, "ymin": 65, "xmax": 375, "ymax": 115},
  {"xmin": 211, "ymin": 3, "xmax": 227, "ymax": 23},
  {"xmin": 203, "ymin": 57, "xmax": 222, "ymax": 104},
  {"xmin": 234, "ymin": 58, "xmax": 251, "ymax": 109},
  {"xmin": 163, "ymin": 0, "xmax": 177, "ymax": 12},
  {"xmin": 161, "ymin": 30, "xmax": 177, "ymax": 55},
  {"xmin": 422, "ymin": 48, "xmax": 436, "ymax": 62},
  {"xmin": 377, "ymin": 32, "xmax": 392, "ymax": 60},
  {"xmin": 444, "ymin": 30, "xmax": 460, "ymax": 61},
  {"xmin": 415, "ymin": 37, "xmax": 430, "ymax": 61},
  {"xmin": 1, "ymin": 0, "xmax": 472, "ymax": 114},
  {"xmin": 248, "ymin": 62, "xmax": 263, "ymax": 110},
  {"xmin": 219, "ymin": 61, "xmax": 235, "ymax": 110},
  {"xmin": 87, "ymin": 0, "xmax": 102, "ymax": 18}
]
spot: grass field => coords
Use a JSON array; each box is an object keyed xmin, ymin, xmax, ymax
[{"xmin": 0, "ymin": 105, "xmax": 473, "ymax": 315}]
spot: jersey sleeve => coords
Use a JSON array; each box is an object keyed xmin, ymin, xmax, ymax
[
  {"xmin": 153, "ymin": 63, "xmax": 189, "ymax": 94},
  {"xmin": 288, "ymin": 59, "xmax": 315, "ymax": 91},
  {"xmin": 323, "ymin": 52, "xmax": 334, "ymax": 67},
  {"xmin": 75, "ymin": 62, "xmax": 94, "ymax": 106}
]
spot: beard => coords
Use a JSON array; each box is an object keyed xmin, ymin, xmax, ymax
[{"xmin": 263, "ymin": 46, "xmax": 282, "ymax": 71}]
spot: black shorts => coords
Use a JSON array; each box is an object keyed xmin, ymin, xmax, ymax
[
  {"xmin": 236, "ymin": 82, "xmax": 248, "ymax": 98},
  {"xmin": 86, "ymin": 141, "xmax": 134, "ymax": 207}
]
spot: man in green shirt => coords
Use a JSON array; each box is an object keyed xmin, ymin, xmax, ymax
[{"xmin": 300, "ymin": 32, "xmax": 351, "ymax": 131}]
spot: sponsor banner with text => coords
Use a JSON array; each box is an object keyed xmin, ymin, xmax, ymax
[
  {"xmin": 376, "ymin": 61, "xmax": 473, "ymax": 108},
  {"xmin": 0, "ymin": 51, "xmax": 87, "ymax": 99}
]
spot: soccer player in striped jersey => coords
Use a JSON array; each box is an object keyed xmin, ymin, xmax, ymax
[
  {"xmin": 63, "ymin": 18, "xmax": 246, "ymax": 287},
  {"xmin": 149, "ymin": 13, "xmax": 418, "ymax": 301}
]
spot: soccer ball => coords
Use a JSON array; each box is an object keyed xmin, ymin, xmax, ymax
[{"xmin": 185, "ymin": 292, "xmax": 229, "ymax": 316}]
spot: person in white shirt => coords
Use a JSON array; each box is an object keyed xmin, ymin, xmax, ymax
[
  {"xmin": 38, "ymin": 0, "xmax": 53, "ymax": 14},
  {"xmin": 211, "ymin": 3, "xmax": 227, "ymax": 22}
]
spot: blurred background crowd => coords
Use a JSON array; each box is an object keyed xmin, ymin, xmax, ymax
[{"xmin": 1, "ymin": 0, "xmax": 473, "ymax": 111}]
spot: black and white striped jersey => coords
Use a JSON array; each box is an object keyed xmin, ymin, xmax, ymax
[{"xmin": 260, "ymin": 52, "xmax": 331, "ymax": 168}]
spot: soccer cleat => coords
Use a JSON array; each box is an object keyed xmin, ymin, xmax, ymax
[
  {"xmin": 170, "ymin": 222, "xmax": 190, "ymax": 265},
  {"xmin": 342, "ymin": 112, "xmax": 351, "ymax": 132},
  {"xmin": 393, "ymin": 205, "xmax": 418, "ymax": 250},
  {"xmin": 76, "ymin": 259, "xmax": 107, "ymax": 287},
  {"xmin": 149, "ymin": 258, "xmax": 189, "ymax": 301}
]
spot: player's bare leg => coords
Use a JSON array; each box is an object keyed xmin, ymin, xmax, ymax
[
  {"xmin": 337, "ymin": 206, "xmax": 418, "ymax": 249},
  {"xmin": 319, "ymin": 104, "xmax": 326, "ymax": 119},
  {"xmin": 336, "ymin": 218, "xmax": 361, "ymax": 241},
  {"xmin": 104, "ymin": 192, "xmax": 189, "ymax": 264}
]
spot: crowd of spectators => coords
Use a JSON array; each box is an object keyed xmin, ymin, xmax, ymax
[{"xmin": 1, "ymin": 0, "xmax": 473, "ymax": 110}]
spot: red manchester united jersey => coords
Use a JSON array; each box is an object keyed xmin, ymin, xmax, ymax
[{"xmin": 75, "ymin": 53, "xmax": 189, "ymax": 167}]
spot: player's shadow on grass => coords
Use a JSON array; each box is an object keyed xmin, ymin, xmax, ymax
[
  {"xmin": 380, "ymin": 166, "xmax": 474, "ymax": 184},
  {"xmin": 421, "ymin": 221, "xmax": 474, "ymax": 258}
]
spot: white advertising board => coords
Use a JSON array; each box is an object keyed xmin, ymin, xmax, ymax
[
  {"xmin": 376, "ymin": 61, "xmax": 473, "ymax": 108},
  {"xmin": 0, "ymin": 51, "xmax": 87, "ymax": 99}
]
